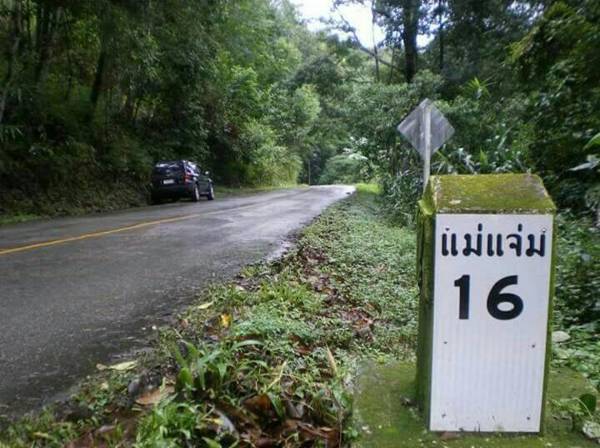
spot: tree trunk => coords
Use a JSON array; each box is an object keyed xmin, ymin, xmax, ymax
[
  {"xmin": 63, "ymin": 20, "xmax": 74, "ymax": 100},
  {"xmin": 401, "ymin": 0, "xmax": 420, "ymax": 83},
  {"xmin": 388, "ymin": 46, "xmax": 396, "ymax": 83},
  {"xmin": 34, "ymin": 4, "xmax": 62, "ymax": 85},
  {"xmin": 90, "ymin": 48, "xmax": 107, "ymax": 113},
  {"xmin": 133, "ymin": 98, "xmax": 142, "ymax": 123},
  {"xmin": 122, "ymin": 91, "xmax": 135, "ymax": 121},
  {"xmin": 438, "ymin": 0, "xmax": 445, "ymax": 72},
  {"xmin": 371, "ymin": 1, "xmax": 380, "ymax": 82},
  {"xmin": 89, "ymin": 6, "xmax": 117, "ymax": 119},
  {"xmin": 25, "ymin": 0, "xmax": 33, "ymax": 49},
  {"xmin": 34, "ymin": 3, "xmax": 49, "ymax": 83},
  {"xmin": 0, "ymin": 1, "xmax": 22, "ymax": 124}
]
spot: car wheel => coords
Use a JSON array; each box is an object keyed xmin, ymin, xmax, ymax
[
  {"xmin": 207, "ymin": 184, "xmax": 215, "ymax": 201},
  {"xmin": 192, "ymin": 184, "xmax": 201, "ymax": 202}
]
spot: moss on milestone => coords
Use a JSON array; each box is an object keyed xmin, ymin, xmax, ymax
[
  {"xmin": 427, "ymin": 174, "xmax": 556, "ymax": 214},
  {"xmin": 353, "ymin": 362, "xmax": 598, "ymax": 447}
]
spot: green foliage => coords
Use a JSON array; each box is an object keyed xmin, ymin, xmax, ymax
[
  {"xmin": 135, "ymin": 400, "xmax": 203, "ymax": 448},
  {"xmin": 1, "ymin": 0, "xmax": 364, "ymax": 215},
  {"xmin": 319, "ymin": 150, "xmax": 368, "ymax": 184},
  {"xmin": 172, "ymin": 338, "xmax": 264, "ymax": 405},
  {"xmin": 321, "ymin": 1, "xmax": 599, "ymax": 228},
  {"xmin": 436, "ymin": 92, "xmax": 530, "ymax": 175},
  {"xmin": 550, "ymin": 212, "xmax": 600, "ymax": 391},
  {"xmin": 1, "ymin": 0, "xmax": 597, "ymax": 225},
  {"xmin": 584, "ymin": 133, "xmax": 600, "ymax": 151},
  {"xmin": 344, "ymin": 69, "xmax": 533, "ymax": 224},
  {"xmin": 512, "ymin": 0, "xmax": 600, "ymax": 213},
  {"xmin": 380, "ymin": 170, "xmax": 422, "ymax": 226},
  {"xmin": 340, "ymin": 70, "xmax": 444, "ymax": 222},
  {"xmin": 232, "ymin": 119, "xmax": 302, "ymax": 186},
  {"xmin": 554, "ymin": 213, "xmax": 600, "ymax": 328},
  {"xmin": 0, "ymin": 409, "xmax": 77, "ymax": 448}
]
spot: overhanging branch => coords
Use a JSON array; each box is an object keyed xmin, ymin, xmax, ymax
[{"xmin": 333, "ymin": 8, "xmax": 393, "ymax": 68}]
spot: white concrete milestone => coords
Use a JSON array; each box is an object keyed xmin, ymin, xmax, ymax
[{"xmin": 430, "ymin": 213, "xmax": 553, "ymax": 432}]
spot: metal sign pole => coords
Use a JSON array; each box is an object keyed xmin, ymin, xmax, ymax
[{"xmin": 423, "ymin": 103, "xmax": 432, "ymax": 190}]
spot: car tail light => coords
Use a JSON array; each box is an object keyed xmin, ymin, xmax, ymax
[{"xmin": 182, "ymin": 172, "xmax": 189, "ymax": 183}]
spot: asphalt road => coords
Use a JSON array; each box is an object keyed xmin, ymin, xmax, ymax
[{"xmin": 0, "ymin": 186, "xmax": 354, "ymax": 416}]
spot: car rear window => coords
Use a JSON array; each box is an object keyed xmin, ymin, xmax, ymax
[{"xmin": 153, "ymin": 161, "xmax": 182, "ymax": 175}]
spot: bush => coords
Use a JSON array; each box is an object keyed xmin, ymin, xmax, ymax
[
  {"xmin": 554, "ymin": 213, "xmax": 600, "ymax": 327},
  {"xmin": 319, "ymin": 151, "xmax": 367, "ymax": 185},
  {"xmin": 380, "ymin": 170, "xmax": 422, "ymax": 226},
  {"xmin": 236, "ymin": 120, "xmax": 302, "ymax": 187},
  {"xmin": 512, "ymin": 1, "xmax": 600, "ymax": 212}
]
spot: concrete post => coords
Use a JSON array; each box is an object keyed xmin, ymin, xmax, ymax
[{"xmin": 416, "ymin": 174, "xmax": 556, "ymax": 433}]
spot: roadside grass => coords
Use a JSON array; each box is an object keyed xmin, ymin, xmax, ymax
[
  {"xmin": 552, "ymin": 212, "xmax": 600, "ymax": 391},
  {"xmin": 0, "ymin": 184, "xmax": 597, "ymax": 447},
  {"xmin": 134, "ymin": 184, "xmax": 419, "ymax": 446},
  {"xmin": 0, "ymin": 212, "xmax": 41, "ymax": 226}
]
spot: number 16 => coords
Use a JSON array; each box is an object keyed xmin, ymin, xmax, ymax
[{"xmin": 453, "ymin": 275, "xmax": 524, "ymax": 320}]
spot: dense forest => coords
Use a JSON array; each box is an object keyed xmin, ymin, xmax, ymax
[{"xmin": 0, "ymin": 0, "xmax": 598, "ymax": 218}]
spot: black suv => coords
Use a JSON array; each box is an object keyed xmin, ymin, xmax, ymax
[{"xmin": 150, "ymin": 160, "xmax": 214, "ymax": 203}]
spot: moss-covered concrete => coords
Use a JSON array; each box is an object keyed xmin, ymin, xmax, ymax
[
  {"xmin": 429, "ymin": 174, "xmax": 556, "ymax": 214},
  {"xmin": 415, "ymin": 198, "xmax": 434, "ymax": 425},
  {"xmin": 416, "ymin": 173, "xmax": 557, "ymax": 431},
  {"xmin": 353, "ymin": 361, "xmax": 597, "ymax": 448}
]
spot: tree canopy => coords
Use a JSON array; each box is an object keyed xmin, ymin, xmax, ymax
[{"xmin": 0, "ymin": 0, "xmax": 598, "ymax": 221}]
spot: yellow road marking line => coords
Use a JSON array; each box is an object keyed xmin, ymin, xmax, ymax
[
  {"xmin": 0, "ymin": 194, "xmax": 281, "ymax": 256},
  {"xmin": 0, "ymin": 214, "xmax": 202, "ymax": 256}
]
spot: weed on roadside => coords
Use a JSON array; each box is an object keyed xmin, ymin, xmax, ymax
[{"xmin": 131, "ymin": 185, "xmax": 418, "ymax": 446}]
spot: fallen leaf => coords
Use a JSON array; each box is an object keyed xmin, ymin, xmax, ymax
[
  {"xmin": 244, "ymin": 394, "xmax": 273, "ymax": 416},
  {"xmin": 197, "ymin": 301, "xmax": 214, "ymax": 310},
  {"xmin": 297, "ymin": 422, "xmax": 339, "ymax": 445},
  {"xmin": 284, "ymin": 399, "xmax": 304, "ymax": 419},
  {"xmin": 295, "ymin": 344, "xmax": 312, "ymax": 356},
  {"xmin": 32, "ymin": 432, "xmax": 52, "ymax": 440},
  {"xmin": 135, "ymin": 385, "xmax": 175, "ymax": 406},
  {"xmin": 96, "ymin": 424, "xmax": 117, "ymax": 435},
  {"xmin": 108, "ymin": 360, "xmax": 137, "ymax": 371},
  {"xmin": 256, "ymin": 437, "xmax": 277, "ymax": 448},
  {"xmin": 221, "ymin": 313, "xmax": 232, "ymax": 328},
  {"xmin": 326, "ymin": 347, "xmax": 337, "ymax": 376},
  {"xmin": 211, "ymin": 409, "xmax": 237, "ymax": 434}
]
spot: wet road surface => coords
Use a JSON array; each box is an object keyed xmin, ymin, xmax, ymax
[{"xmin": 0, "ymin": 186, "xmax": 354, "ymax": 416}]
